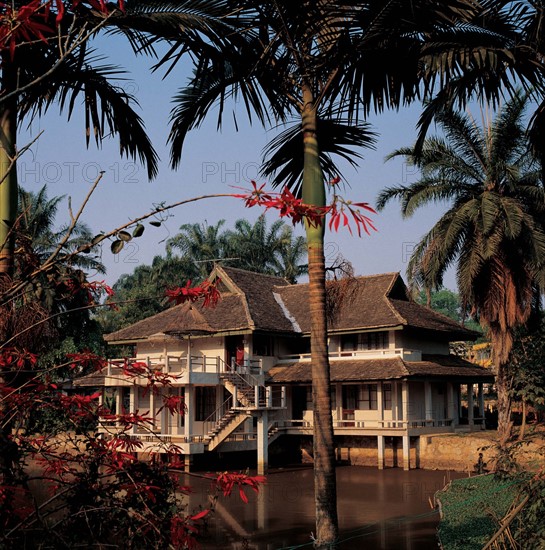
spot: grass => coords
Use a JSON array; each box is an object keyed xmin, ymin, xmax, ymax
[{"xmin": 436, "ymin": 474, "xmax": 525, "ymax": 550}]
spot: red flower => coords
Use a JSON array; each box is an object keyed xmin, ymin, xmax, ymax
[
  {"xmin": 213, "ymin": 472, "xmax": 266, "ymax": 503},
  {"xmin": 0, "ymin": 348, "xmax": 38, "ymax": 370},
  {"xmin": 66, "ymin": 350, "xmax": 107, "ymax": 371},
  {"xmin": 165, "ymin": 279, "xmax": 221, "ymax": 308}
]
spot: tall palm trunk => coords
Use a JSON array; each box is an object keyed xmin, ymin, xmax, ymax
[
  {"xmin": 301, "ymin": 85, "xmax": 338, "ymax": 548},
  {"xmin": 0, "ymin": 53, "xmax": 18, "ymax": 277}
]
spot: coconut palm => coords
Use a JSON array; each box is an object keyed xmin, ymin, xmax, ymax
[
  {"xmin": 377, "ymin": 90, "xmax": 545, "ymax": 447},
  {"xmin": 166, "ymin": 220, "xmax": 228, "ymax": 279},
  {"xmin": 146, "ymin": 1, "xmax": 526, "ymax": 544},
  {"xmin": 223, "ymin": 215, "xmax": 307, "ymax": 281}
]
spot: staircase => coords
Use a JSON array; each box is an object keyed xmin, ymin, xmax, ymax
[
  {"xmin": 220, "ymin": 368, "xmax": 268, "ymax": 409},
  {"xmin": 206, "ymin": 410, "xmax": 251, "ymax": 451}
]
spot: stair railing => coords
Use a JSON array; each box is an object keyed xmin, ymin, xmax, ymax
[{"xmin": 202, "ymin": 396, "xmax": 233, "ymax": 437}]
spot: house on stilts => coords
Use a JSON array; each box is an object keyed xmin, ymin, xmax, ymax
[{"xmin": 76, "ymin": 266, "xmax": 492, "ymax": 473}]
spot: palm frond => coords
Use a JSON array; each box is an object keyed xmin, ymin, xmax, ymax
[{"xmin": 261, "ymin": 118, "xmax": 376, "ymax": 194}]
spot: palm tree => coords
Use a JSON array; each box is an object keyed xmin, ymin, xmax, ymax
[
  {"xmin": 224, "ymin": 215, "xmax": 307, "ymax": 281},
  {"xmin": 151, "ymin": 1, "xmax": 517, "ymax": 543},
  {"xmin": 166, "ymin": 220, "xmax": 228, "ymax": 279},
  {"xmin": 377, "ymin": 90, "xmax": 545, "ymax": 448},
  {"xmin": 0, "ymin": 1, "xmax": 165, "ymax": 277}
]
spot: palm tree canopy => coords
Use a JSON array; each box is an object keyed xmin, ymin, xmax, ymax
[{"xmin": 377, "ymin": 90, "xmax": 545, "ymax": 363}]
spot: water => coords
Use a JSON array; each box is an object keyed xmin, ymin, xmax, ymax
[{"xmin": 182, "ymin": 466, "xmax": 463, "ymax": 549}]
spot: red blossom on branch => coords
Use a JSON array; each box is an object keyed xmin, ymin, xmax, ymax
[
  {"xmin": 170, "ymin": 511, "xmax": 209, "ymax": 550},
  {"xmin": 165, "ymin": 278, "xmax": 221, "ymax": 307},
  {"xmin": 233, "ymin": 180, "xmax": 377, "ymax": 235},
  {"xmin": 66, "ymin": 350, "xmax": 107, "ymax": 371},
  {"xmin": 159, "ymin": 394, "xmax": 185, "ymax": 416},
  {"xmin": 0, "ymin": 348, "xmax": 38, "ymax": 370},
  {"xmin": 213, "ymin": 472, "xmax": 266, "ymax": 503}
]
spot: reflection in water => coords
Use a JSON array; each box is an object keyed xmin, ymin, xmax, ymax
[{"xmin": 182, "ymin": 466, "xmax": 462, "ymax": 549}]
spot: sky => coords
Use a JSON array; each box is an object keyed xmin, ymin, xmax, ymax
[{"xmin": 19, "ymin": 34, "xmax": 456, "ymax": 290}]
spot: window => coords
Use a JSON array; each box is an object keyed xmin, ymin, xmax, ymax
[
  {"xmin": 358, "ymin": 384, "xmax": 378, "ymax": 410},
  {"xmin": 383, "ymin": 383, "xmax": 392, "ymax": 410},
  {"xmin": 342, "ymin": 385, "xmax": 358, "ymax": 410},
  {"xmin": 305, "ymin": 386, "xmax": 313, "ymax": 410},
  {"xmin": 195, "ymin": 387, "xmax": 216, "ymax": 421},
  {"xmin": 253, "ymin": 334, "xmax": 274, "ymax": 356},
  {"xmin": 341, "ymin": 332, "xmax": 388, "ymax": 352}
]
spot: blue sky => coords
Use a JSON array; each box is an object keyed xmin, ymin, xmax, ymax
[{"xmin": 19, "ymin": 35, "xmax": 456, "ymax": 290}]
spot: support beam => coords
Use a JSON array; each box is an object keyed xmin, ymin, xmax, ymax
[
  {"xmin": 447, "ymin": 382, "xmax": 456, "ymax": 426},
  {"xmin": 185, "ymin": 385, "xmax": 194, "ymax": 438},
  {"xmin": 467, "ymin": 384, "xmax": 474, "ymax": 427},
  {"xmin": 257, "ymin": 410, "xmax": 269, "ymax": 475},
  {"xmin": 130, "ymin": 386, "xmax": 137, "ymax": 435},
  {"xmin": 377, "ymin": 435, "xmax": 385, "ymax": 470},
  {"xmin": 478, "ymin": 383, "xmax": 485, "ymax": 420},
  {"xmin": 424, "ymin": 382, "xmax": 433, "ymax": 422},
  {"xmin": 402, "ymin": 435, "xmax": 410, "ymax": 471},
  {"xmin": 401, "ymin": 381, "xmax": 409, "ymax": 425}
]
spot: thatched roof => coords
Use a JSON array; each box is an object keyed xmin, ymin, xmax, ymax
[
  {"xmin": 105, "ymin": 266, "xmax": 478, "ymax": 344},
  {"xmin": 267, "ymin": 354, "xmax": 493, "ymax": 384}
]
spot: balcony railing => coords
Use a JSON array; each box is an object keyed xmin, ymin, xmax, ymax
[{"xmin": 277, "ymin": 348, "xmax": 422, "ymax": 363}]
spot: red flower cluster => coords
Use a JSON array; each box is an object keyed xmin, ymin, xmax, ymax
[
  {"xmin": 0, "ymin": 347, "xmax": 38, "ymax": 370},
  {"xmin": 234, "ymin": 180, "xmax": 377, "ymax": 236},
  {"xmin": 213, "ymin": 471, "xmax": 267, "ymax": 503},
  {"xmin": 234, "ymin": 182, "xmax": 326, "ymax": 227},
  {"xmin": 0, "ymin": 0, "xmax": 125, "ymax": 59},
  {"xmin": 165, "ymin": 278, "xmax": 221, "ymax": 307},
  {"xmin": 66, "ymin": 350, "xmax": 107, "ymax": 371}
]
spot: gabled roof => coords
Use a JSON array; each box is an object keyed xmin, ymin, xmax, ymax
[
  {"xmin": 105, "ymin": 267, "xmax": 477, "ymax": 343},
  {"xmin": 105, "ymin": 266, "xmax": 294, "ymax": 343}
]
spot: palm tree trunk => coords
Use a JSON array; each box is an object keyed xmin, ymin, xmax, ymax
[
  {"xmin": 301, "ymin": 85, "xmax": 338, "ymax": 548},
  {"xmin": 495, "ymin": 363, "xmax": 513, "ymax": 448},
  {"xmin": 0, "ymin": 52, "xmax": 18, "ymax": 277}
]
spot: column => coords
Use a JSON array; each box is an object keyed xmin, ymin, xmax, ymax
[
  {"xmin": 149, "ymin": 390, "xmax": 156, "ymax": 432},
  {"xmin": 467, "ymin": 383, "xmax": 474, "ymax": 427},
  {"xmin": 424, "ymin": 381, "xmax": 433, "ymax": 423},
  {"xmin": 184, "ymin": 385, "xmax": 194, "ymax": 439},
  {"xmin": 130, "ymin": 386, "xmax": 137, "ymax": 435},
  {"xmin": 377, "ymin": 383, "xmax": 384, "ymax": 428},
  {"xmin": 478, "ymin": 383, "xmax": 485, "ymax": 426},
  {"xmin": 402, "ymin": 435, "xmax": 410, "ymax": 471},
  {"xmin": 377, "ymin": 435, "xmax": 385, "ymax": 470},
  {"xmin": 447, "ymin": 382, "xmax": 456, "ymax": 426},
  {"xmin": 401, "ymin": 381, "xmax": 409, "ymax": 426},
  {"xmin": 257, "ymin": 410, "xmax": 269, "ymax": 475},
  {"xmin": 392, "ymin": 382, "xmax": 399, "ymax": 427}
]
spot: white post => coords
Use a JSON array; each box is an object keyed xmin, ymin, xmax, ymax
[
  {"xmin": 257, "ymin": 410, "xmax": 268, "ymax": 475},
  {"xmin": 281, "ymin": 386, "xmax": 286, "ymax": 408},
  {"xmin": 392, "ymin": 382, "xmax": 399, "ymax": 427},
  {"xmin": 402, "ymin": 381, "xmax": 409, "ymax": 424},
  {"xmin": 130, "ymin": 386, "xmax": 137, "ymax": 435},
  {"xmin": 377, "ymin": 435, "xmax": 385, "ymax": 470},
  {"xmin": 266, "ymin": 387, "xmax": 272, "ymax": 408},
  {"xmin": 185, "ymin": 385, "xmax": 194, "ymax": 439},
  {"xmin": 424, "ymin": 381, "xmax": 433, "ymax": 423},
  {"xmin": 478, "ymin": 383, "xmax": 485, "ymax": 422},
  {"xmin": 447, "ymin": 382, "xmax": 456, "ymax": 426},
  {"xmin": 402, "ymin": 435, "xmax": 410, "ymax": 471},
  {"xmin": 467, "ymin": 384, "xmax": 474, "ymax": 427},
  {"xmin": 377, "ymin": 383, "xmax": 384, "ymax": 427}
]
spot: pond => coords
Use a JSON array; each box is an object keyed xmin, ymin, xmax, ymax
[{"xmin": 182, "ymin": 466, "xmax": 464, "ymax": 549}]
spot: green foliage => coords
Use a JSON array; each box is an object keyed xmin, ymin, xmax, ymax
[
  {"xmin": 437, "ymin": 474, "xmax": 523, "ymax": 550},
  {"xmin": 416, "ymin": 287, "xmax": 483, "ymax": 335},
  {"xmin": 508, "ymin": 318, "xmax": 545, "ymax": 411}
]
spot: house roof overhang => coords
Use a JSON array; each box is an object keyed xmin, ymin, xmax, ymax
[{"xmin": 267, "ymin": 354, "xmax": 494, "ymax": 384}]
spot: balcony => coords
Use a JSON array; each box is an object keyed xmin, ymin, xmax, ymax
[{"xmin": 277, "ymin": 348, "xmax": 422, "ymax": 363}]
